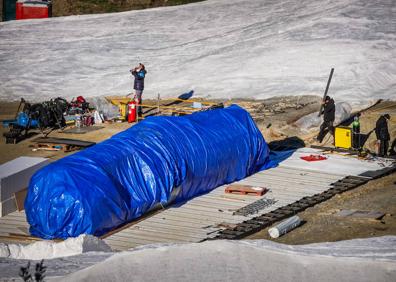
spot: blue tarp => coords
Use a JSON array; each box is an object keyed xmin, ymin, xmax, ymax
[{"xmin": 25, "ymin": 105, "xmax": 272, "ymax": 239}]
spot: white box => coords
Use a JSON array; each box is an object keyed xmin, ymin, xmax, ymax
[
  {"xmin": 0, "ymin": 196, "xmax": 18, "ymax": 217},
  {"xmin": 0, "ymin": 157, "xmax": 49, "ymax": 202}
]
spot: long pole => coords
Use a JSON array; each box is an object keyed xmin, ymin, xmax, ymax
[
  {"xmin": 318, "ymin": 68, "xmax": 334, "ymax": 117},
  {"xmin": 157, "ymin": 93, "xmax": 160, "ymax": 115}
]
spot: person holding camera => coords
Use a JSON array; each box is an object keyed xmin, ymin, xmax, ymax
[{"xmin": 130, "ymin": 63, "xmax": 147, "ymax": 117}]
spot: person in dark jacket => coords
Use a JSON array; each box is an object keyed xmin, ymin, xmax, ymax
[
  {"xmin": 130, "ymin": 63, "xmax": 147, "ymax": 116},
  {"xmin": 375, "ymin": 114, "xmax": 390, "ymax": 157},
  {"xmin": 317, "ymin": 96, "xmax": 335, "ymax": 143},
  {"xmin": 352, "ymin": 113, "xmax": 361, "ymax": 149}
]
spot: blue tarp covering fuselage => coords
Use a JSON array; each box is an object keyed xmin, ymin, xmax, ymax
[{"xmin": 25, "ymin": 105, "xmax": 272, "ymax": 239}]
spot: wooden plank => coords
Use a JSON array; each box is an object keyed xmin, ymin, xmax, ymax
[
  {"xmin": 239, "ymin": 179, "xmax": 330, "ymax": 193},
  {"xmin": 265, "ymin": 165, "xmax": 344, "ymax": 176},
  {"xmin": 129, "ymin": 225, "xmax": 207, "ymax": 239},
  {"xmin": 0, "ymin": 216, "xmax": 30, "ymax": 225},
  {"xmin": 160, "ymin": 209, "xmax": 241, "ymax": 222},
  {"xmin": 2, "ymin": 210, "xmax": 27, "ymax": 219},
  {"xmin": 116, "ymin": 228, "xmax": 201, "ymax": 242},
  {"xmin": 135, "ymin": 220, "xmax": 214, "ymax": 234},
  {"xmin": 108, "ymin": 231, "xmax": 192, "ymax": 245},
  {"xmin": 135, "ymin": 221, "xmax": 219, "ymax": 235},
  {"xmin": 142, "ymin": 217, "xmax": 217, "ymax": 229},
  {"xmin": 164, "ymin": 208, "xmax": 247, "ymax": 221},
  {"xmin": 277, "ymin": 165, "xmax": 347, "ymax": 177},
  {"xmin": 14, "ymin": 188, "xmax": 27, "ymax": 211},
  {"xmin": 182, "ymin": 202, "xmax": 238, "ymax": 213},
  {"xmin": 148, "ymin": 215, "xmax": 216, "ymax": 225},
  {"xmin": 254, "ymin": 173, "xmax": 340, "ymax": 185},
  {"xmin": 186, "ymin": 197, "xmax": 254, "ymax": 208},
  {"xmin": 247, "ymin": 173, "xmax": 338, "ymax": 186},
  {"xmin": 249, "ymin": 173, "xmax": 340, "ymax": 185},
  {"xmin": 104, "ymin": 236, "xmax": 151, "ymax": 248},
  {"xmin": 0, "ymin": 226, "xmax": 26, "ymax": 235},
  {"xmin": 168, "ymin": 204, "xmax": 237, "ymax": 216},
  {"xmin": 33, "ymin": 137, "xmax": 95, "ymax": 147},
  {"xmin": 103, "ymin": 239, "xmax": 140, "ymax": 251},
  {"xmin": 153, "ymin": 211, "xmax": 243, "ymax": 225},
  {"xmin": 147, "ymin": 213, "xmax": 218, "ymax": 225},
  {"xmin": 101, "ymin": 208, "xmax": 164, "ymax": 239}
]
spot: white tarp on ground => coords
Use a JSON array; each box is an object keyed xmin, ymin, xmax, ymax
[
  {"xmin": 0, "ymin": 0, "xmax": 395, "ymax": 104},
  {"xmin": 0, "ymin": 235, "xmax": 112, "ymax": 260},
  {"xmin": 1, "ymin": 236, "xmax": 395, "ymax": 281},
  {"xmin": 295, "ymin": 102, "xmax": 352, "ymax": 131},
  {"xmin": 277, "ymin": 147, "xmax": 393, "ymax": 176}
]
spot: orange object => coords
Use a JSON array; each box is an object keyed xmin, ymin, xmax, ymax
[{"xmin": 225, "ymin": 185, "xmax": 267, "ymax": 196}]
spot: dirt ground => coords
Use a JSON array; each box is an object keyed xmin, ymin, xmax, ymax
[
  {"xmin": 0, "ymin": 96, "xmax": 395, "ymax": 244},
  {"xmin": 247, "ymin": 174, "xmax": 396, "ymax": 243}
]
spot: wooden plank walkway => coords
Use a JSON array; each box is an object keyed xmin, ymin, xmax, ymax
[
  {"xmin": 103, "ymin": 166, "xmax": 343, "ymax": 250},
  {"xmin": 0, "ymin": 165, "xmax": 349, "ymax": 250}
]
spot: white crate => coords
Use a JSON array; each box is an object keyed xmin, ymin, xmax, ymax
[
  {"xmin": 0, "ymin": 157, "xmax": 49, "ymax": 202},
  {"xmin": 0, "ymin": 196, "xmax": 18, "ymax": 217}
]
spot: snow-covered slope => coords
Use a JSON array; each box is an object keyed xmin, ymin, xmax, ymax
[
  {"xmin": 1, "ymin": 236, "xmax": 396, "ymax": 281},
  {"xmin": 0, "ymin": 0, "xmax": 395, "ymax": 103}
]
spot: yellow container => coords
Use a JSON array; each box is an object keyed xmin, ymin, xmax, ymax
[
  {"xmin": 334, "ymin": 126, "xmax": 352, "ymax": 149},
  {"xmin": 118, "ymin": 103, "xmax": 128, "ymax": 120}
]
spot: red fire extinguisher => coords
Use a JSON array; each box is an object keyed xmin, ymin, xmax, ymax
[{"xmin": 127, "ymin": 100, "xmax": 137, "ymax": 123}]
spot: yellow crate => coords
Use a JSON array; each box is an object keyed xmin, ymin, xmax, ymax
[
  {"xmin": 105, "ymin": 96, "xmax": 131, "ymax": 106},
  {"xmin": 334, "ymin": 126, "xmax": 352, "ymax": 149},
  {"xmin": 118, "ymin": 103, "xmax": 128, "ymax": 120}
]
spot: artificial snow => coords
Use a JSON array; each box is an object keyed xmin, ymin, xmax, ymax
[
  {"xmin": 0, "ymin": 237, "xmax": 395, "ymax": 281},
  {"xmin": 0, "ymin": 0, "xmax": 395, "ymax": 104},
  {"xmin": 0, "ymin": 233, "xmax": 394, "ymax": 281},
  {"xmin": 0, "ymin": 234, "xmax": 112, "ymax": 260},
  {"xmin": 49, "ymin": 237, "xmax": 396, "ymax": 281}
]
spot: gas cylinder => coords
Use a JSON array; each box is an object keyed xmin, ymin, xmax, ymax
[{"xmin": 127, "ymin": 101, "xmax": 137, "ymax": 123}]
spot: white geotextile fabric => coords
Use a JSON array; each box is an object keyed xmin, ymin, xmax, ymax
[
  {"xmin": 1, "ymin": 0, "xmax": 395, "ymax": 105},
  {"xmin": 1, "ymin": 236, "xmax": 395, "ymax": 281},
  {"xmin": 278, "ymin": 148, "xmax": 393, "ymax": 176},
  {"xmin": 59, "ymin": 237, "xmax": 396, "ymax": 282},
  {"xmin": 0, "ymin": 235, "xmax": 112, "ymax": 260}
]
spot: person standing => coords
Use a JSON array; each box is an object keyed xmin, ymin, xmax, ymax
[
  {"xmin": 317, "ymin": 96, "xmax": 335, "ymax": 143},
  {"xmin": 375, "ymin": 114, "xmax": 390, "ymax": 157},
  {"xmin": 130, "ymin": 63, "xmax": 147, "ymax": 117},
  {"xmin": 352, "ymin": 113, "xmax": 361, "ymax": 150}
]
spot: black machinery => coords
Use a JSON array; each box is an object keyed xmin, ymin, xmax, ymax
[{"xmin": 3, "ymin": 97, "xmax": 68, "ymax": 144}]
